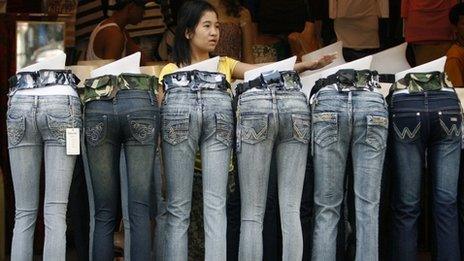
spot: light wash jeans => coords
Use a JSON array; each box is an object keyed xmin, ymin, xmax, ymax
[
  {"xmin": 311, "ymin": 89, "xmax": 388, "ymax": 261},
  {"xmin": 162, "ymin": 86, "xmax": 233, "ymax": 261},
  {"xmin": 7, "ymin": 95, "xmax": 82, "ymax": 261},
  {"xmin": 237, "ymin": 89, "xmax": 310, "ymax": 261}
]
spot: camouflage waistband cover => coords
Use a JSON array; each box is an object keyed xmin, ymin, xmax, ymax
[
  {"xmin": 8, "ymin": 70, "xmax": 79, "ymax": 95},
  {"xmin": 392, "ymin": 71, "xmax": 453, "ymax": 93},
  {"xmin": 83, "ymin": 73, "xmax": 158, "ymax": 103}
]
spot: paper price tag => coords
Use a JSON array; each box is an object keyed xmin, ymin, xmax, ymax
[{"xmin": 66, "ymin": 128, "xmax": 80, "ymax": 155}]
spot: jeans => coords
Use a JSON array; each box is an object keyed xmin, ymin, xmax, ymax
[
  {"xmin": 7, "ymin": 95, "xmax": 82, "ymax": 261},
  {"xmin": 390, "ymin": 91, "xmax": 462, "ymax": 261},
  {"xmin": 153, "ymin": 149, "xmax": 167, "ymax": 261},
  {"xmin": 311, "ymin": 89, "xmax": 388, "ymax": 261},
  {"xmin": 84, "ymin": 90, "xmax": 159, "ymax": 261},
  {"xmin": 237, "ymin": 89, "xmax": 310, "ymax": 261},
  {"xmin": 162, "ymin": 88, "xmax": 233, "ymax": 261}
]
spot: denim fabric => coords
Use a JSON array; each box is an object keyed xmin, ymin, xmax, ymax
[
  {"xmin": 162, "ymin": 84, "xmax": 233, "ymax": 260},
  {"xmin": 84, "ymin": 90, "xmax": 159, "ymax": 261},
  {"xmin": 311, "ymin": 89, "xmax": 388, "ymax": 261},
  {"xmin": 237, "ymin": 88, "xmax": 310, "ymax": 261},
  {"xmin": 153, "ymin": 149, "xmax": 167, "ymax": 261},
  {"xmin": 390, "ymin": 91, "xmax": 462, "ymax": 261},
  {"xmin": 7, "ymin": 95, "xmax": 82, "ymax": 261}
]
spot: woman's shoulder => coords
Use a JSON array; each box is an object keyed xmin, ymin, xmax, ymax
[{"xmin": 158, "ymin": 63, "xmax": 178, "ymax": 83}]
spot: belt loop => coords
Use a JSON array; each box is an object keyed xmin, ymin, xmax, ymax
[
  {"xmin": 271, "ymin": 88, "xmax": 276, "ymax": 104},
  {"xmin": 34, "ymin": 96, "xmax": 39, "ymax": 108},
  {"xmin": 148, "ymin": 90, "xmax": 154, "ymax": 105}
]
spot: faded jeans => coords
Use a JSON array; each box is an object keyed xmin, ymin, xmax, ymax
[
  {"xmin": 162, "ymin": 87, "xmax": 233, "ymax": 261},
  {"xmin": 7, "ymin": 95, "xmax": 82, "ymax": 261},
  {"xmin": 237, "ymin": 89, "xmax": 310, "ymax": 261},
  {"xmin": 311, "ymin": 89, "xmax": 388, "ymax": 261}
]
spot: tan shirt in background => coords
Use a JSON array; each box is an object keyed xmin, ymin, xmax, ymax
[{"xmin": 330, "ymin": 0, "xmax": 389, "ymax": 49}]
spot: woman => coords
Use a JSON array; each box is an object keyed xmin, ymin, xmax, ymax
[{"xmin": 158, "ymin": 1, "xmax": 334, "ymax": 260}]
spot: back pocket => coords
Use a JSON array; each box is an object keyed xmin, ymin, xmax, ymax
[
  {"xmin": 312, "ymin": 112, "xmax": 338, "ymax": 147},
  {"xmin": 392, "ymin": 112, "xmax": 421, "ymax": 142},
  {"xmin": 240, "ymin": 114, "xmax": 269, "ymax": 145},
  {"xmin": 7, "ymin": 114, "xmax": 26, "ymax": 147},
  {"xmin": 163, "ymin": 113, "xmax": 190, "ymax": 145}
]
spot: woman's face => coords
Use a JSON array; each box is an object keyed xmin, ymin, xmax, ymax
[{"xmin": 187, "ymin": 11, "xmax": 220, "ymax": 53}]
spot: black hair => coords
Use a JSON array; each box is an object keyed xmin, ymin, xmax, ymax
[
  {"xmin": 449, "ymin": 3, "xmax": 464, "ymax": 26},
  {"xmin": 172, "ymin": 0, "xmax": 218, "ymax": 66},
  {"xmin": 221, "ymin": 0, "xmax": 242, "ymax": 18}
]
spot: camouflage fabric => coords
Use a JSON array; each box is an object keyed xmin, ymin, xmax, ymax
[
  {"xmin": 391, "ymin": 72, "xmax": 451, "ymax": 93},
  {"xmin": 9, "ymin": 70, "xmax": 78, "ymax": 95},
  {"xmin": 335, "ymin": 69, "xmax": 380, "ymax": 90},
  {"xmin": 83, "ymin": 73, "xmax": 158, "ymax": 103}
]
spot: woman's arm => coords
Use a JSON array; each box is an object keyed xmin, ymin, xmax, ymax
[{"xmin": 232, "ymin": 53, "xmax": 337, "ymax": 79}]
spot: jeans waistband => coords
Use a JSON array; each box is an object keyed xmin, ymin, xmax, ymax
[
  {"xmin": 9, "ymin": 70, "xmax": 79, "ymax": 95},
  {"xmin": 319, "ymin": 69, "xmax": 385, "ymax": 92},
  {"xmin": 162, "ymin": 70, "xmax": 229, "ymax": 92},
  {"xmin": 8, "ymin": 94, "xmax": 80, "ymax": 106},
  {"xmin": 392, "ymin": 71, "xmax": 452, "ymax": 93},
  {"xmin": 236, "ymin": 70, "xmax": 301, "ymax": 96}
]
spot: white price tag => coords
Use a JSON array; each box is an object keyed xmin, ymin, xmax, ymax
[{"xmin": 66, "ymin": 128, "xmax": 80, "ymax": 155}]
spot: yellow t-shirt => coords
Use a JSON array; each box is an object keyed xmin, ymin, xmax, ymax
[
  {"xmin": 159, "ymin": 56, "xmax": 238, "ymax": 172},
  {"xmin": 158, "ymin": 56, "xmax": 239, "ymax": 84}
]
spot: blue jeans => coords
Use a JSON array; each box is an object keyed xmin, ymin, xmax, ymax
[
  {"xmin": 311, "ymin": 90, "xmax": 388, "ymax": 261},
  {"xmin": 7, "ymin": 95, "xmax": 82, "ymax": 261},
  {"xmin": 390, "ymin": 91, "xmax": 462, "ymax": 261},
  {"xmin": 237, "ymin": 89, "xmax": 310, "ymax": 261},
  {"xmin": 162, "ymin": 88, "xmax": 233, "ymax": 261},
  {"xmin": 153, "ymin": 149, "xmax": 167, "ymax": 261},
  {"xmin": 84, "ymin": 90, "xmax": 159, "ymax": 261}
]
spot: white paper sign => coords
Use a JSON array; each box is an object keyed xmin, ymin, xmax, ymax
[
  {"xmin": 91, "ymin": 52, "xmax": 141, "ymax": 78},
  {"xmin": 300, "ymin": 72, "xmax": 322, "ymax": 100},
  {"xmin": 66, "ymin": 128, "xmax": 80, "ymax": 155},
  {"xmin": 395, "ymin": 56, "xmax": 447, "ymax": 81},
  {"xmin": 244, "ymin": 56, "xmax": 297, "ymax": 82},
  {"xmin": 176, "ymin": 56, "xmax": 219, "ymax": 72},
  {"xmin": 17, "ymin": 51, "xmax": 66, "ymax": 73},
  {"xmin": 371, "ymin": 42, "xmax": 410, "ymax": 74},
  {"xmin": 320, "ymin": 56, "xmax": 373, "ymax": 78}
]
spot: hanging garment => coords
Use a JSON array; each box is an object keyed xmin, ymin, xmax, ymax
[
  {"xmin": 161, "ymin": 70, "xmax": 234, "ymax": 261},
  {"xmin": 311, "ymin": 69, "xmax": 388, "ymax": 261},
  {"xmin": 236, "ymin": 70, "xmax": 310, "ymax": 261},
  {"xmin": 389, "ymin": 72, "xmax": 462, "ymax": 261},
  {"xmin": 7, "ymin": 70, "xmax": 82, "ymax": 261},
  {"xmin": 83, "ymin": 73, "xmax": 159, "ymax": 260}
]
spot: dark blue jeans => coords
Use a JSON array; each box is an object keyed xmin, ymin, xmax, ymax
[
  {"xmin": 84, "ymin": 90, "xmax": 159, "ymax": 260},
  {"xmin": 390, "ymin": 91, "xmax": 462, "ymax": 261}
]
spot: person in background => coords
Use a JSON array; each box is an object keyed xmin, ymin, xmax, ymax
[
  {"xmin": 330, "ymin": 0, "xmax": 389, "ymax": 62},
  {"xmin": 208, "ymin": 0, "xmax": 255, "ymax": 63},
  {"xmin": 402, "ymin": 0, "xmax": 457, "ymax": 66},
  {"xmin": 445, "ymin": 3, "xmax": 464, "ymax": 87},
  {"xmin": 86, "ymin": 0, "xmax": 150, "ymax": 64},
  {"xmin": 158, "ymin": 1, "xmax": 335, "ymax": 260}
]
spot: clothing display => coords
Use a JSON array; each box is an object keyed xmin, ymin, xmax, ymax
[
  {"xmin": 389, "ymin": 72, "xmax": 462, "ymax": 261},
  {"xmin": 83, "ymin": 73, "xmax": 159, "ymax": 260},
  {"xmin": 311, "ymin": 69, "xmax": 389, "ymax": 261},
  {"xmin": 7, "ymin": 70, "xmax": 82, "ymax": 260},
  {"xmin": 160, "ymin": 70, "xmax": 234, "ymax": 260},
  {"xmin": 236, "ymin": 71, "xmax": 310, "ymax": 260}
]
